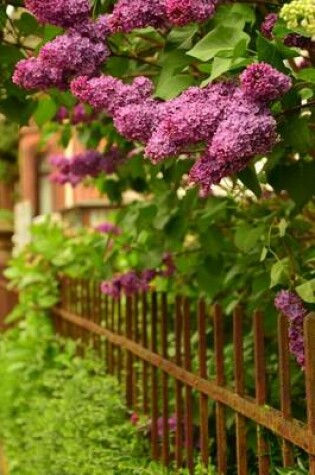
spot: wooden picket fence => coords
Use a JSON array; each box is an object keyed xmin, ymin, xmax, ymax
[{"xmin": 52, "ymin": 278, "xmax": 315, "ymax": 474}]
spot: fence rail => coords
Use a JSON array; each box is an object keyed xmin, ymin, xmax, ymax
[{"xmin": 50, "ymin": 277, "xmax": 315, "ymax": 474}]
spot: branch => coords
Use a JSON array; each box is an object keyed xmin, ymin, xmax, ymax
[{"xmin": 279, "ymin": 100, "xmax": 315, "ymax": 117}]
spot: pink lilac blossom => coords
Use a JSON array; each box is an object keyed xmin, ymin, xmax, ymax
[
  {"xmin": 284, "ymin": 33, "xmax": 312, "ymax": 49},
  {"xmin": 108, "ymin": 0, "xmax": 167, "ymax": 33},
  {"xmin": 69, "ymin": 15, "xmax": 111, "ymax": 40},
  {"xmin": 130, "ymin": 412, "xmax": 140, "ymax": 425},
  {"xmin": 108, "ymin": 0, "xmax": 219, "ymax": 32},
  {"xmin": 240, "ymin": 62, "xmax": 292, "ymax": 102},
  {"xmin": 73, "ymin": 64, "xmax": 291, "ymax": 193},
  {"xmin": 12, "ymin": 57, "xmax": 65, "ymax": 90},
  {"xmin": 165, "ymin": 0, "xmax": 217, "ymax": 26},
  {"xmin": 25, "ymin": 0, "xmax": 90, "ymax": 28},
  {"xmin": 100, "ymin": 269, "xmax": 157, "ymax": 298},
  {"xmin": 260, "ymin": 13, "xmax": 278, "ymax": 39},
  {"xmin": 13, "ymin": 13, "xmax": 111, "ymax": 92},
  {"xmin": 40, "ymin": 31, "xmax": 109, "ymax": 78},
  {"xmin": 274, "ymin": 290, "xmax": 308, "ymax": 368},
  {"xmin": 49, "ymin": 148, "xmax": 125, "ymax": 186},
  {"xmin": 144, "ymin": 83, "xmax": 235, "ymax": 163},
  {"xmin": 100, "ymin": 254, "xmax": 175, "ymax": 298},
  {"xmin": 55, "ymin": 106, "xmax": 69, "ymax": 122},
  {"xmin": 162, "ymin": 252, "xmax": 176, "ymax": 277},
  {"xmin": 55, "ymin": 104, "xmax": 97, "ymax": 125},
  {"xmin": 71, "ymin": 76, "xmax": 154, "ymax": 113},
  {"xmin": 157, "ymin": 414, "xmax": 177, "ymax": 437},
  {"xmin": 260, "ymin": 14, "xmax": 312, "ymax": 50},
  {"xmin": 13, "ymin": 29, "xmax": 110, "ymax": 91},
  {"xmin": 72, "ymin": 104, "xmax": 97, "ymax": 125},
  {"xmin": 114, "ymin": 100, "xmax": 163, "ymax": 142},
  {"xmin": 95, "ymin": 222, "xmax": 121, "ymax": 235}
]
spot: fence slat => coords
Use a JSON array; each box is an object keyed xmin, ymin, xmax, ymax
[
  {"xmin": 304, "ymin": 313, "xmax": 315, "ymax": 475},
  {"xmin": 161, "ymin": 293, "xmax": 170, "ymax": 466},
  {"xmin": 278, "ymin": 313, "xmax": 294, "ymax": 467},
  {"xmin": 93, "ymin": 281, "xmax": 101, "ymax": 354},
  {"xmin": 77, "ymin": 280, "xmax": 84, "ymax": 354},
  {"xmin": 175, "ymin": 296, "xmax": 184, "ymax": 468},
  {"xmin": 117, "ymin": 297, "xmax": 123, "ymax": 382},
  {"xmin": 213, "ymin": 303, "xmax": 227, "ymax": 475},
  {"xmin": 253, "ymin": 310, "xmax": 269, "ymax": 475},
  {"xmin": 183, "ymin": 298, "xmax": 194, "ymax": 474},
  {"xmin": 104, "ymin": 295, "xmax": 109, "ymax": 367},
  {"xmin": 132, "ymin": 294, "xmax": 139, "ymax": 405},
  {"xmin": 142, "ymin": 293, "xmax": 149, "ymax": 414},
  {"xmin": 126, "ymin": 296, "xmax": 133, "ymax": 408},
  {"xmin": 151, "ymin": 292, "xmax": 159, "ymax": 460},
  {"xmin": 233, "ymin": 306, "xmax": 247, "ymax": 475},
  {"xmin": 198, "ymin": 299, "xmax": 209, "ymax": 468}
]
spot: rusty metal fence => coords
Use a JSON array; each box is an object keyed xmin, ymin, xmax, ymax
[{"xmin": 52, "ymin": 277, "xmax": 315, "ymax": 475}]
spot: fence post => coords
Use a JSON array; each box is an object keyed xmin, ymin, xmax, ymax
[
  {"xmin": 233, "ymin": 306, "xmax": 247, "ymax": 475},
  {"xmin": 304, "ymin": 312, "xmax": 315, "ymax": 474},
  {"xmin": 126, "ymin": 296, "xmax": 133, "ymax": 408}
]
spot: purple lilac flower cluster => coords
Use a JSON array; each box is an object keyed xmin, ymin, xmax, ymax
[
  {"xmin": 26, "ymin": 0, "xmax": 221, "ymax": 34},
  {"xmin": 166, "ymin": 0, "xmax": 217, "ymax": 26},
  {"xmin": 72, "ymin": 63, "xmax": 291, "ymax": 194},
  {"xmin": 95, "ymin": 222, "xmax": 121, "ymax": 235},
  {"xmin": 260, "ymin": 13, "xmax": 278, "ymax": 39},
  {"xmin": 261, "ymin": 13, "xmax": 312, "ymax": 49},
  {"xmin": 55, "ymin": 104, "xmax": 97, "ymax": 125},
  {"xmin": 274, "ymin": 290, "xmax": 308, "ymax": 368},
  {"xmin": 14, "ymin": 0, "xmax": 225, "ymax": 91},
  {"xmin": 108, "ymin": 0, "xmax": 219, "ymax": 33},
  {"xmin": 101, "ymin": 253, "xmax": 176, "ymax": 298},
  {"xmin": 284, "ymin": 33, "xmax": 312, "ymax": 49},
  {"xmin": 25, "ymin": 0, "xmax": 90, "ymax": 28},
  {"xmin": 49, "ymin": 148, "xmax": 125, "ymax": 187},
  {"xmin": 13, "ymin": 0, "xmax": 111, "ymax": 91},
  {"xmin": 157, "ymin": 414, "xmax": 177, "ymax": 437},
  {"xmin": 100, "ymin": 270, "xmax": 158, "ymax": 298}
]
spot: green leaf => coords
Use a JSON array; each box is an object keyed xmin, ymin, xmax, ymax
[
  {"xmin": 167, "ymin": 24, "xmax": 199, "ymax": 49},
  {"xmin": 14, "ymin": 12, "xmax": 41, "ymax": 36},
  {"xmin": 0, "ymin": 45, "xmax": 24, "ymax": 64},
  {"xmin": 214, "ymin": 4, "xmax": 255, "ymax": 28},
  {"xmin": 0, "ymin": 6, "xmax": 7, "ymax": 29},
  {"xmin": 295, "ymin": 68, "xmax": 315, "ymax": 84},
  {"xmin": 155, "ymin": 50, "xmax": 193, "ymax": 99},
  {"xmin": 0, "ymin": 97, "xmax": 36, "ymax": 124},
  {"xmin": 296, "ymin": 280, "xmax": 315, "ymax": 304},
  {"xmin": 196, "ymin": 262, "xmax": 223, "ymax": 298},
  {"xmin": 209, "ymin": 57, "xmax": 232, "ymax": 82},
  {"xmin": 238, "ymin": 166, "xmax": 262, "ymax": 198},
  {"xmin": 268, "ymin": 162, "xmax": 315, "ymax": 208},
  {"xmin": 280, "ymin": 115, "xmax": 311, "ymax": 154},
  {"xmin": 187, "ymin": 25, "xmax": 249, "ymax": 62},
  {"xmin": 156, "ymin": 74, "xmax": 194, "ymax": 100},
  {"xmin": 270, "ymin": 258, "xmax": 290, "ymax": 288},
  {"xmin": 234, "ymin": 223, "xmax": 264, "ymax": 253},
  {"xmin": 34, "ymin": 98, "xmax": 58, "ymax": 126},
  {"xmin": 256, "ymin": 34, "xmax": 290, "ymax": 73}
]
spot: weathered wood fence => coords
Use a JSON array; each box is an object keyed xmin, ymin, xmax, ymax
[{"xmin": 50, "ymin": 278, "xmax": 315, "ymax": 475}]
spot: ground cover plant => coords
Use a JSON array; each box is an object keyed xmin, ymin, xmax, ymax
[{"xmin": 0, "ymin": 309, "xmax": 219, "ymax": 475}]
